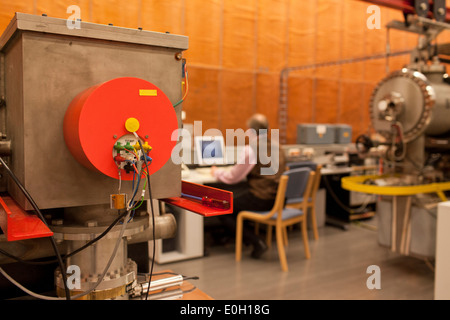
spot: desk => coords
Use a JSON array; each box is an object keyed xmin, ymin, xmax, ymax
[{"xmin": 182, "ymin": 166, "xmax": 234, "ymax": 184}]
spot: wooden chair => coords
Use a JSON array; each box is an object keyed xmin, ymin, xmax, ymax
[
  {"xmin": 235, "ymin": 167, "xmax": 315, "ymax": 272},
  {"xmin": 285, "ymin": 162, "xmax": 322, "ymax": 240}
]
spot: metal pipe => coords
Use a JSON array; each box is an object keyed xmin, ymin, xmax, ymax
[
  {"xmin": 0, "ymin": 213, "xmax": 177, "ymax": 264},
  {"xmin": 0, "ymin": 140, "xmax": 11, "ymax": 155},
  {"xmin": 131, "ymin": 274, "xmax": 183, "ymax": 298},
  {"xmin": 127, "ymin": 213, "xmax": 177, "ymax": 244}
]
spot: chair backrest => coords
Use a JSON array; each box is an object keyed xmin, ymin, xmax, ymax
[
  {"xmin": 269, "ymin": 175, "xmax": 289, "ymax": 217},
  {"xmin": 286, "ymin": 161, "xmax": 317, "ymax": 171},
  {"xmin": 286, "ymin": 161, "xmax": 322, "ymax": 202},
  {"xmin": 283, "ymin": 167, "xmax": 312, "ymax": 203}
]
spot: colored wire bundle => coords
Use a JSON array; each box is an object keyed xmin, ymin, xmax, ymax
[{"xmin": 173, "ymin": 63, "xmax": 188, "ymax": 107}]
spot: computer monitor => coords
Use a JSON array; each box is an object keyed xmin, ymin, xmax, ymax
[{"xmin": 194, "ymin": 135, "xmax": 226, "ymax": 166}]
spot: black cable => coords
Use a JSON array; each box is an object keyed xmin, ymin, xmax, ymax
[
  {"xmin": 0, "ymin": 248, "xmax": 55, "ymax": 265},
  {"xmin": 322, "ymin": 174, "xmax": 371, "ymax": 215},
  {"xmin": 136, "ymin": 139, "xmax": 155, "ymax": 301},
  {"xmin": 0, "ymin": 157, "xmax": 71, "ymax": 300},
  {"xmin": 145, "ymin": 176, "xmax": 155, "ymax": 301},
  {"xmin": 0, "ymin": 209, "xmax": 129, "ymax": 265}
]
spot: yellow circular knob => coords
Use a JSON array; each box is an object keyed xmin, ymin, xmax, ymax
[{"xmin": 125, "ymin": 117, "xmax": 140, "ymax": 133}]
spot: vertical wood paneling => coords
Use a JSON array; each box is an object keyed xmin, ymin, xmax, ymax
[
  {"xmin": 222, "ymin": 0, "xmax": 256, "ymax": 70},
  {"xmin": 91, "ymin": 0, "xmax": 140, "ymax": 28},
  {"xmin": 183, "ymin": 66, "xmax": 221, "ymax": 131},
  {"xmin": 0, "ymin": 0, "xmax": 34, "ymax": 32},
  {"xmin": 257, "ymin": 0, "xmax": 288, "ymax": 72},
  {"xmin": 140, "ymin": 0, "xmax": 185, "ymax": 34},
  {"xmin": 219, "ymin": 70, "xmax": 254, "ymax": 132},
  {"xmin": 183, "ymin": 0, "xmax": 222, "ymax": 67},
  {"xmin": 0, "ymin": 0, "xmax": 442, "ymax": 144}
]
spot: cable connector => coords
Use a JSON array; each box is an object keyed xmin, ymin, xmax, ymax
[{"xmin": 140, "ymin": 154, "xmax": 152, "ymax": 163}]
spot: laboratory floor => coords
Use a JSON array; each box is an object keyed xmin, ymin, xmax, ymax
[{"xmin": 156, "ymin": 215, "xmax": 435, "ymax": 300}]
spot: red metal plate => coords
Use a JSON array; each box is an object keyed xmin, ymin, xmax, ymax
[
  {"xmin": 161, "ymin": 181, "xmax": 233, "ymax": 217},
  {"xmin": 0, "ymin": 195, "xmax": 53, "ymax": 241},
  {"xmin": 63, "ymin": 77, "xmax": 178, "ymax": 180}
]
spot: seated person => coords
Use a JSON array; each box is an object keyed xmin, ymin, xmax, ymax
[{"xmin": 211, "ymin": 113, "xmax": 285, "ymax": 259}]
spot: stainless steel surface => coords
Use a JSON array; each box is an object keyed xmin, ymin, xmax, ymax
[
  {"xmin": 132, "ymin": 274, "xmax": 183, "ymax": 298},
  {"xmin": 127, "ymin": 213, "xmax": 177, "ymax": 244},
  {"xmin": 370, "ymin": 68, "xmax": 438, "ymax": 143},
  {"xmin": 0, "ymin": 13, "xmax": 186, "ymax": 300},
  {"xmin": 0, "ymin": 236, "xmax": 68, "ymax": 264},
  {"xmin": 51, "ymin": 215, "xmax": 149, "ymax": 241},
  {"xmin": 0, "ymin": 140, "xmax": 11, "ymax": 156},
  {"xmin": 54, "ymin": 258, "xmax": 137, "ymax": 298},
  {"xmin": 0, "ymin": 210, "xmax": 176, "ymax": 264},
  {"xmin": 0, "ymin": 12, "xmax": 187, "ymax": 210}
]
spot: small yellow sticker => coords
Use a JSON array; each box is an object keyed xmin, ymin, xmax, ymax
[{"xmin": 139, "ymin": 89, "xmax": 157, "ymax": 96}]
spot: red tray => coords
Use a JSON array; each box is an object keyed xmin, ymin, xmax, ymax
[
  {"xmin": 161, "ymin": 181, "xmax": 233, "ymax": 217},
  {"xmin": 0, "ymin": 195, "xmax": 53, "ymax": 241}
]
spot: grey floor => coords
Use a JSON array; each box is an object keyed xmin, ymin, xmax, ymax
[{"xmin": 155, "ymin": 216, "xmax": 436, "ymax": 300}]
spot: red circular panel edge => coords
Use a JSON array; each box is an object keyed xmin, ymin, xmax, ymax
[{"xmin": 64, "ymin": 77, "xmax": 178, "ymax": 180}]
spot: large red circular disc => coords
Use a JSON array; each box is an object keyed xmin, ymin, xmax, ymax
[{"xmin": 64, "ymin": 77, "xmax": 178, "ymax": 180}]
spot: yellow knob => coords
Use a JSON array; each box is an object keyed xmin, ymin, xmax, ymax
[{"xmin": 125, "ymin": 117, "xmax": 140, "ymax": 133}]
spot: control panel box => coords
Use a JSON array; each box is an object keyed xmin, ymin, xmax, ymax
[
  {"xmin": 297, "ymin": 124, "xmax": 335, "ymax": 144},
  {"xmin": 0, "ymin": 13, "xmax": 188, "ymax": 210},
  {"xmin": 334, "ymin": 124, "xmax": 352, "ymax": 144}
]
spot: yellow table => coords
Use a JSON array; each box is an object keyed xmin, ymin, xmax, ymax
[{"xmin": 341, "ymin": 175, "xmax": 450, "ymax": 254}]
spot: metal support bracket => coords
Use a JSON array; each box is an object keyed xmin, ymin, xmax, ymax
[
  {"xmin": 161, "ymin": 181, "xmax": 233, "ymax": 217},
  {"xmin": 0, "ymin": 195, "xmax": 53, "ymax": 241}
]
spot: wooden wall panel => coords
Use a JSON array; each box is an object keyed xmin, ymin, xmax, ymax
[
  {"xmin": 183, "ymin": 66, "xmax": 221, "ymax": 131},
  {"xmin": 90, "ymin": 0, "xmax": 140, "ymax": 29},
  {"xmin": 315, "ymin": 0, "xmax": 342, "ymax": 79},
  {"xmin": 183, "ymin": 0, "xmax": 222, "ymax": 67},
  {"xmin": 341, "ymin": 2, "xmax": 366, "ymax": 81},
  {"xmin": 219, "ymin": 70, "xmax": 255, "ymax": 132},
  {"xmin": 35, "ymin": 0, "xmax": 90, "ymax": 20},
  {"xmin": 255, "ymin": 72, "xmax": 280, "ymax": 128},
  {"xmin": 0, "ymin": 0, "xmax": 34, "ymax": 32},
  {"xmin": 314, "ymin": 78, "xmax": 339, "ymax": 124},
  {"xmin": 340, "ymin": 81, "xmax": 364, "ymax": 139},
  {"xmin": 222, "ymin": 0, "xmax": 256, "ymax": 70},
  {"xmin": 287, "ymin": 0, "xmax": 316, "ymax": 76},
  {"xmin": 286, "ymin": 75, "xmax": 314, "ymax": 143},
  {"xmin": 0, "ymin": 0, "xmax": 440, "ymax": 145},
  {"xmin": 140, "ymin": 0, "xmax": 185, "ymax": 34},
  {"xmin": 257, "ymin": 0, "xmax": 288, "ymax": 72}
]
